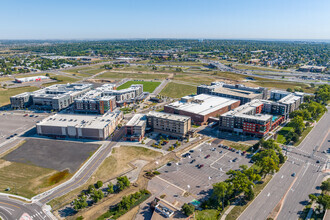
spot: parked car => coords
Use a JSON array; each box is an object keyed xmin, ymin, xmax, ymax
[
  {"xmin": 189, "ymin": 150, "xmax": 194, "ymax": 153},
  {"xmin": 167, "ymin": 162, "xmax": 172, "ymax": 166},
  {"xmin": 291, "ymin": 172, "xmax": 296, "ymax": 177},
  {"xmin": 23, "ymin": 114, "xmax": 28, "ymax": 117},
  {"xmin": 190, "ymin": 159, "xmax": 196, "ymax": 164},
  {"xmin": 205, "ymin": 155, "xmax": 210, "ymax": 159},
  {"xmin": 199, "ymin": 164, "xmax": 204, "ymax": 168}
]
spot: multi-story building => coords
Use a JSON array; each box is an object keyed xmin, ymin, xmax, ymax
[
  {"xmin": 10, "ymin": 83, "xmax": 93, "ymax": 110},
  {"xmin": 36, "ymin": 110, "xmax": 123, "ymax": 140},
  {"xmin": 197, "ymin": 82, "xmax": 268, "ymax": 104},
  {"xmin": 10, "ymin": 92, "xmax": 34, "ymax": 109},
  {"xmin": 147, "ymin": 111, "xmax": 191, "ymax": 138},
  {"xmin": 219, "ymin": 100, "xmax": 286, "ymax": 137},
  {"xmin": 270, "ymin": 90, "xmax": 305, "ymax": 117},
  {"xmin": 164, "ymin": 94, "xmax": 240, "ymax": 125},
  {"xmin": 103, "ymin": 84, "xmax": 144, "ymax": 106},
  {"xmin": 123, "ymin": 114, "xmax": 147, "ymax": 142},
  {"xmin": 74, "ymin": 87, "xmax": 117, "ymax": 114}
]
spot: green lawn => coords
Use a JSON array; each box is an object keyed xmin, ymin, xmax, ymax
[
  {"xmin": 173, "ymin": 74, "xmax": 215, "ymax": 85},
  {"xmin": 159, "ymin": 82, "xmax": 197, "ymax": 98},
  {"xmin": 195, "ymin": 209, "xmax": 219, "ymax": 220},
  {"xmin": 276, "ymin": 126, "xmax": 294, "ymax": 144},
  {"xmin": 96, "ymin": 71, "xmax": 168, "ymax": 80},
  {"xmin": 0, "ymin": 86, "xmax": 39, "ymax": 107},
  {"xmin": 117, "ymin": 80, "xmax": 161, "ymax": 93}
]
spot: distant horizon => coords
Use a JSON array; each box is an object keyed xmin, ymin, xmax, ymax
[{"xmin": 1, "ymin": 38, "xmax": 330, "ymax": 43}]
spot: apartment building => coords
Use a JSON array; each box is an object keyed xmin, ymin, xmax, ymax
[
  {"xmin": 10, "ymin": 83, "xmax": 93, "ymax": 110},
  {"xmin": 123, "ymin": 114, "xmax": 147, "ymax": 142},
  {"xmin": 219, "ymin": 100, "xmax": 286, "ymax": 137},
  {"xmin": 147, "ymin": 111, "xmax": 191, "ymax": 138}
]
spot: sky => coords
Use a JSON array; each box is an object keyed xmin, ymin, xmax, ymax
[{"xmin": 1, "ymin": 0, "xmax": 330, "ymax": 40}]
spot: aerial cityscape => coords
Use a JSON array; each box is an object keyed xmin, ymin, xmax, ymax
[{"xmin": 0, "ymin": 1, "xmax": 329, "ymax": 220}]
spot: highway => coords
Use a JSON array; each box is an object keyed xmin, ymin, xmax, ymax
[{"xmin": 239, "ymin": 109, "xmax": 330, "ymax": 220}]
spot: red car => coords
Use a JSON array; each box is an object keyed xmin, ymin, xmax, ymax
[
  {"xmin": 205, "ymin": 155, "xmax": 210, "ymax": 159},
  {"xmin": 24, "ymin": 114, "xmax": 28, "ymax": 117},
  {"xmin": 199, "ymin": 164, "xmax": 204, "ymax": 168}
]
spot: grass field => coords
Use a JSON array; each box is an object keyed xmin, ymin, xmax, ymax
[
  {"xmin": 195, "ymin": 209, "xmax": 219, "ymax": 220},
  {"xmin": 173, "ymin": 74, "xmax": 215, "ymax": 85},
  {"xmin": 117, "ymin": 80, "xmax": 161, "ymax": 93},
  {"xmin": 233, "ymin": 64, "xmax": 285, "ymax": 72},
  {"xmin": 0, "ymin": 159, "xmax": 72, "ymax": 198},
  {"xmin": 96, "ymin": 71, "xmax": 168, "ymax": 80},
  {"xmin": 0, "ymin": 77, "xmax": 12, "ymax": 82},
  {"xmin": 42, "ymin": 74, "xmax": 79, "ymax": 86},
  {"xmin": 253, "ymin": 81, "xmax": 315, "ymax": 93},
  {"xmin": 221, "ymin": 140, "xmax": 252, "ymax": 152},
  {"xmin": 0, "ymin": 86, "xmax": 39, "ymax": 107},
  {"xmin": 160, "ymin": 82, "xmax": 197, "ymax": 98},
  {"xmin": 48, "ymin": 146, "xmax": 161, "ymax": 210},
  {"xmin": 276, "ymin": 126, "xmax": 294, "ymax": 144}
]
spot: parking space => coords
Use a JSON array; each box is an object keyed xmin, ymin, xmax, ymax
[
  {"xmin": 158, "ymin": 140, "xmax": 252, "ymax": 198},
  {"xmin": 0, "ymin": 112, "xmax": 45, "ymax": 143}
]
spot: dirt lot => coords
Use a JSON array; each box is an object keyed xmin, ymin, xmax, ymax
[
  {"xmin": 3, "ymin": 138, "xmax": 99, "ymax": 173},
  {"xmin": 0, "ymin": 158, "xmax": 69, "ymax": 198}
]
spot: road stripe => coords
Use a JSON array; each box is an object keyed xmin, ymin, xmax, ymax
[{"xmin": 0, "ymin": 202, "xmax": 20, "ymax": 209}]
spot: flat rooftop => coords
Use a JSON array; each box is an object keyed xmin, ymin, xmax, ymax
[
  {"xmin": 148, "ymin": 111, "xmax": 190, "ymax": 122},
  {"xmin": 37, "ymin": 111, "xmax": 121, "ymax": 129},
  {"xmin": 222, "ymin": 99, "xmax": 272, "ymax": 121},
  {"xmin": 213, "ymin": 87, "xmax": 262, "ymax": 99},
  {"xmin": 126, "ymin": 114, "xmax": 146, "ymax": 126},
  {"xmin": 278, "ymin": 94, "xmax": 302, "ymax": 105},
  {"xmin": 166, "ymin": 94, "xmax": 239, "ymax": 116}
]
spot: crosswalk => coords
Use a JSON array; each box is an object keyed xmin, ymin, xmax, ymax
[{"xmin": 287, "ymin": 154, "xmax": 322, "ymax": 168}]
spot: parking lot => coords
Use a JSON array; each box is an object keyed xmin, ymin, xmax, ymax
[
  {"xmin": 158, "ymin": 139, "xmax": 252, "ymax": 198},
  {"xmin": 0, "ymin": 112, "xmax": 45, "ymax": 143},
  {"xmin": 3, "ymin": 138, "xmax": 99, "ymax": 173}
]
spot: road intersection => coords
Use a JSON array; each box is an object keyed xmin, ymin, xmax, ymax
[{"xmin": 239, "ymin": 109, "xmax": 330, "ymax": 220}]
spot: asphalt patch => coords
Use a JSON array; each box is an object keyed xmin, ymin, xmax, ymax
[{"xmin": 3, "ymin": 138, "xmax": 99, "ymax": 173}]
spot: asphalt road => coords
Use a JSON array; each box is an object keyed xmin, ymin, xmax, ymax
[
  {"xmin": 34, "ymin": 127, "xmax": 125, "ymax": 204},
  {"xmin": 239, "ymin": 109, "xmax": 330, "ymax": 220},
  {"xmin": 0, "ymin": 196, "xmax": 50, "ymax": 220}
]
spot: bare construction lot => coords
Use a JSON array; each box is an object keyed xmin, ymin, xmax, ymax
[
  {"xmin": 158, "ymin": 140, "xmax": 252, "ymax": 198},
  {"xmin": 3, "ymin": 138, "xmax": 99, "ymax": 173}
]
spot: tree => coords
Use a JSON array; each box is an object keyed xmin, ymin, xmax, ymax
[
  {"xmin": 107, "ymin": 183, "xmax": 114, "ymax": 194},
  {"xmin": 290, "ymin": 116, "xmax": 305, "ymax": 133},
  {"xmin": 245, "ymin": 187, "xmax": 255, "ymax": 201},
  {"xmin": 309, "ymin": 194, "xmax": 317, "ymax": 202},
  {"xmin": 96, "ymin": 180, "xmax": 103, "ymax": 189},
  {"xmin": 87, "ymin": 184, "xmax": 95, "ymax": 194},
  {"xmin": 182, "ymin": 203, "xmax": 195, "ymax": 216},
  {"xmin": 286, "ymin": 88, "xmax": 293, "ymax": 92},
  {"xmin": 320, "ymin": 180, "xmax": 330, "ymax": 192},
  {"xmin": 116, "ymin": 176, "xmax": 130, "ymax": 191},
  {"xmin": 91, "ymin": 189, "xmax": 104, "ymax": 203},
  {"xmin": 73, "ymin": 196, "xmax": 88, "ymax": 210},
  {"xmin": 212, "ymin": 182, "xmax": 229, "ymax": 210}
]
